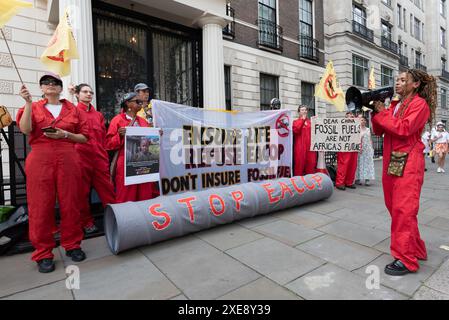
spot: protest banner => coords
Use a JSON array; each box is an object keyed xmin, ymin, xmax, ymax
[
  {"xmin": 152, "ymin": 100, "xmax": 293, "ymax": 195},
  {"xmin": 311, "ymin": 117, "xmax": 361, "ymax": 152},
  {"xmin": 124, "ymin": 127, "xmax": 160, "ymax": 186}
]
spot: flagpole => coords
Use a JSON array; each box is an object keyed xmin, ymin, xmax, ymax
[{"xmin": 1, "ymin": 28, "xmax": 24, "ymax": 85}]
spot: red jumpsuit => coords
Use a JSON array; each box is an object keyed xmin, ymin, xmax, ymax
[
  {"xmin": 105, "ymin": 113, "xmax": 159, "ymax": 203},
  {"xmin": 293, "ymin": 118, "xmax": 317, "ymax": 176},
  {"xmin": 372, "ymin": 95, "xmax": 428, "ymax": 272},
  {"xmin": 75, "ymin": 103, "xmax": 115, "ymax": 228},
  {"xmin": 17, "ymin": 99, "xmax": 89, "ymax": 262},
  {"xmin": 335, "ymin": 152, "xmax": 358, "ymax": 187}
]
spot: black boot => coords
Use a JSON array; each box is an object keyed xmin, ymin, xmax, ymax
[
  {"xmin": 66, "ymin": 248, "xmax": 86, "ymax": 262},
  {"xmin": 384, "ymin": 260, "xmax": 411, "ymax": 276},
  {"xmin": 346, "ymin": 184, "xmax": 356, "ymax": 189},
  {"xmin": 37, "ymin": 258, "xmax": 55, "ymax": 273}
]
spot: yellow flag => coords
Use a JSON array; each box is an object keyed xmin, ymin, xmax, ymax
[
  {"xmin": 137, "ymin": 102, "xmax": 153, "ymax": 124},
  {"xmin": 368, "ymin": 67, "xmax": 376, "ymax": 90},
  {"xmin": 40, "ymin": 8, "xmax": 79, "ymax": 77},
  {"xmin": 0, "ymin": 0, "xmax": 33, "ymax": 28},
  {"xmin": 315, "ymin": 61, "xmax": 346, "ymax": 112}
]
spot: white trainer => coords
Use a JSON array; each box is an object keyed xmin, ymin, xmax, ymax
[
  {"xmin": 437, "ymin": 167, "xmax": 442, "ymax": 173},
  {"xmin": 442, "ymin": 168, "xmax": 446, "ymax": 173}
]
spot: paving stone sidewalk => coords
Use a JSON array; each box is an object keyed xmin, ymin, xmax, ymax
[{"xmin": 1, "ymin": 158, "xmax": 448, "ymax": 300}]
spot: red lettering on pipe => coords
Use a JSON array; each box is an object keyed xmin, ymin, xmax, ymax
[
  {"xmin": 279, "ymin": 182, "xmax": 294, "ymax": 199},
  {"xmin": 311, "ymin": 174, "xmax": 323, "ymax": 189},
  {"xmin": 209, "ymin": 194, "xmax": 226, "ymax": 216},
  {"xmin": 149, "ymin": 204, "xmax": 172, "ymax": 231},
  {"xmin": 177, "ymin": 196, "xmax": 197, "ymax": 222},
  {"xmin": 261, "ymin": 183, "xmax": 280, "ymax": 203},
  {"xmin": 231, "ymin": 191, "xmax": 244, "ymax": 212},
  {"xmin": 301, "ymin": 176, "xmax": 316, "ymax": 190},
  {"xmin": 290, "ymin": 178, "xmax": 305, "ymax": 194}
]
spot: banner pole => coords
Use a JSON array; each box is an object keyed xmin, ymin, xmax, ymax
[{"xmin": 1, "ymin": 28, "xmax": 24, "ymax": 85}]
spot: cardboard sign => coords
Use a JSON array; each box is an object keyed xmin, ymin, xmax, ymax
[{"xmin": 311, "ymin": 117, "xmax": 361, "ymax": 152}]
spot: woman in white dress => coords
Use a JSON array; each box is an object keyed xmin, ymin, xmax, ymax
[
  {"xmin": 421, "ymin": 129, "xmax": 431, "ymax": 172},
  {"xmin": 356, "ymin": 116, "xmax": 375, "ymax": 186}
]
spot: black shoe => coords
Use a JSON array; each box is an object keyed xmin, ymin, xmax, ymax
[
  {"xmin": 384, "ymin": 260, "xmax": 411, "ymax": 276},
  {"xmin": 336, "ymin": 185, "xmax": 346, "ymax": 190},
  {"xmin": 84, "ymin": 224, "xmax": 99, "ymax": 235},
  {"xmin": 37, "ymin": 258, "xmax": 55, "ymax": 273},
  {"xmin": 346, "ymin": 184, "xmax": 356, "ymax": 189},
  {"xmin": 66, "ymin": 248, "xmax": 86, "ymax": 262}
]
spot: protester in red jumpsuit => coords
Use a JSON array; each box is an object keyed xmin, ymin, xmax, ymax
[
  {"xmin": 293, "ymin": 105, "xmax": 317, "ymax": 176},
  {"xmin": 335, "ymin": 112, "xmax": 359, "ymax": 190},
  {"xmin": 106, "ymin": 92, "xmax": 159, "ymax": 203},
  {"xmin": 72, "ymin": 84, "xmax": 115, "ymax": 234},
  {"xmin": 372, "ymin": 69, "xmax": 437, "ymax": 276},
  {"xmin": 17, "ymin": 73, "xmax": 89, "ymax": 273}
]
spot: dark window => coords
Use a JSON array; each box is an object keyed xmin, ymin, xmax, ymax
[
  {"xmin": 259, "ymin": 0, "xmax": 276, "ymax": 22},
  {"xmin": 382, "ymin": 22, "xmax": 392, "ymax": 40},
  {"xmin": 441, "ymin": 88, "xmax": 447, "ymax": 109},
  {"xmin": 353, "ymin": 5, "xmax": 367, "ymax": 26},
  {"xmin": 301, "ymin": 82, "xmax": 316, "ymax": 117},
  {"xmin": 299, "ymin": 0, "xmax": 318, "ymax": 60},
  {"xmin": 381, "ymin": 66, "xmax": 394, "ymax": 86},
  {"xmin": 442, "ymin": 28, "xmax": 447, "ymax": 47},
  {"xmin": 93, "ymin": 3, "xmax": 202, "ymax": 123},
  {"xmin": 94, "ymin": 17, "xmax": 148, "ymax": 121},
  {"xmin": 258, "ymin": 0, "xmax": 282, "ymax": 50},
  {"xmin": 300, "ymin": 0, "xmax": 313, "ymax": 37},
  {"xmin": 224, "ymin": 66, "xmax": 232, "ymax": 111},
  {"xmin": 353, "ymin": 55, "xmax": 368, "ymax": 87},
  {"xmin": 416, "ymin": 51, "xmax": 422, "ymax": 66},
  {"xmin": 260, "ymin": 73, "xmax": 279, "ymax": 110},
  {"xmin": 414, "ymin": 17, "xmax": 421, "ymax": 40}
]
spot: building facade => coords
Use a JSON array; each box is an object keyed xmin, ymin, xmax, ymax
[
  {"xmin": 0, "ymin": 0, "xmax": 327, "ymax": 121},
  {"xmin": 324, "ymin": 0, "xmax": 449, "ymax": 123},
  {"xmin": 223, "ymin": 0, "xmax": 326, "ymax": 115}
]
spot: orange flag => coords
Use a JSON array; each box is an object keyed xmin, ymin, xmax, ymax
[
  {"xmin": 368, "ymin": 67, "xmax": 376, "ymax": 90},
  {"xmin": 315, "ymin": 61, "xmax": 346, "ymax": 112},
  {"xmin": 40, "ymin": 8, "xmax": 79, "ymax": 77}
]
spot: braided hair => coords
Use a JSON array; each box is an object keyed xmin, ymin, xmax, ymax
[{"xmin": 407, "ymin": 69, "xmax": 437, "ymax": 125}]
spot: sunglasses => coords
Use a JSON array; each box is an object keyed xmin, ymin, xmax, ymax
[
  {"xmin": 129, "ymin": 99, "xmax": 143, "ymax": 105},
  {"xmin": 41, "ymin": 79, "xmax": 61, "ymax": 86}
]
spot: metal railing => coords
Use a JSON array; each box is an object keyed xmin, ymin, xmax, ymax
[
  {"xmin": 0, "ymin": 122, "xmax": 29, "ymax": 206},
  {"xmin": 299, "ymin": 35, "xmax": 319, "ymax": 62},
  {"xmin": 352, "ymin": 20, "xmax": 374, "ymax": 42},
  {"xmin": 381, "ymin": 36, "xmax": 398, "ymax": 54},
  {"xmin": 399, "ymin": 54, "xmax": 409, "ymax": 68},
  {"xmin": 223, "ymin": 4, "xmax": 235, "ymax": 38},
  {"xmin": 257, "ymin": 18, "xmax": 283, "ymax": 51},
  {"xmin": 372, "ymin": 136, "xmax": 384, "ymax": 159},
  {"xmin": 415, "ymin": 63, "xmax": 427, "ymax": 72}
]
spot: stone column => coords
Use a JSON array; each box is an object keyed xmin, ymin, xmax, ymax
[
  {"xmin": 59, "ymin": 0, "xmax": 96, "ymax": 104},
  {"xmin": 197, "ymin": 16, "xmax": 227, "ymax": 109}
]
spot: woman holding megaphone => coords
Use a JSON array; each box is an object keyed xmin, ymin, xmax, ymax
[{"xmin": 372, "ymin": 69, "xmax": 437, "ymax": 276}]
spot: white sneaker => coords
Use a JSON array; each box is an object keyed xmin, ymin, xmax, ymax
[
  {"xmin": 437, "ymin": 167, "xmax": 442, "ymax": 173},
  {"xmin": 442, "ymin": 168, "xmax": 446, "ymax": 173}
]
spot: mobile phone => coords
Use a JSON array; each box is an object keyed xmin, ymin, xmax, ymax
[{"xmin": 41, "ymin": 126, "xmax": 57, "ymax": 133}]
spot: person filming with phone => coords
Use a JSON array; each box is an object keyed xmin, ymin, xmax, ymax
[{"xmin": 17, "ymin": 73, "xmax": 90, "ymax": 273}]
